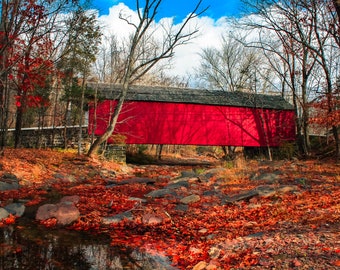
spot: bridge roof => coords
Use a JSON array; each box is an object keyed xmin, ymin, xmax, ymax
[{"xmin": 88, "ymin": 83, "xmax": 294, "ymax": 110}]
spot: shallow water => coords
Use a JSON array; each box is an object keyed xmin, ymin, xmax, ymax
[{"xmin": 0, "ymin": 218, "xmax": 176, "ymax": 270}]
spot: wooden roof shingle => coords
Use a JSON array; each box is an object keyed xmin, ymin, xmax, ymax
[{"xmin": 88, "ymin": 83, "xmax": 294, "ymax": 110}]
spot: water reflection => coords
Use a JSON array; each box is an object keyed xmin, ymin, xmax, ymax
[{"xmin": 0, "ymin": 220, "xmax": 176, "ymax": 270}]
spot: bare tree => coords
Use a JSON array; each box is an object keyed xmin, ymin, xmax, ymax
[
  {"xmin": 196, "ymin": 34, "xmax": 263, "ymax": 92},
  {"xmin": 305, "ymin": 0, "xmax": 340, "ymax": 158},
  {"xmin": 87, "ymin": 0, "xmax": 207, "ymax": 156},
  {"xmin": 94, "ymin": 34, "xmax": 127, "ymax": 84},
  {"xmin": 239, "ymin": 0, "xmax": 331, "ymax": 156}
]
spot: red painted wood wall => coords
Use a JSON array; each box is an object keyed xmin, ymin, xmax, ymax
[{"xmin": 88, "ymin": 100, "xmax": 295, "ymax": 146}]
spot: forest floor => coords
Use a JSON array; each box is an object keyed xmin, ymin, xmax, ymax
[{"xmin": 0, "ymin": 148, "xmax": 339, "ymax": 269}]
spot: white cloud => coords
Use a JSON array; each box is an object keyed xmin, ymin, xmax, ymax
[
  {"xmin": 97, "ymin": 3, "xmax": 137, "ymax": 38},
  {"xmin": 96, "ymin": 4, "xmax": 231, "ymax": 80}
]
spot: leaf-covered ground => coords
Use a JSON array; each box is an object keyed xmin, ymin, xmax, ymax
[{"xmin": 0, "ymin": 149, "xmax": 339, "ymax": 269}]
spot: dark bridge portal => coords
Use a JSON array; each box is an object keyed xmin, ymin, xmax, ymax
[{"xmin": 88, "ymin": 85, "xmax": 295, "ymax": 147}]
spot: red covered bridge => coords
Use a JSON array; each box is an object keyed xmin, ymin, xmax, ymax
[{"xmin": 87, "ymin": 84, "xmax": 295, "ymax": 147}]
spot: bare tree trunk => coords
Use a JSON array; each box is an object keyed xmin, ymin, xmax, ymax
[
  {"xmin": 78, "ymin": 75, "xmax": 86, "ymax": 155},
  {"xmin": 87, "ymin": 83, "xmax": 127, "ymax": 156},
  {"xmin": 156, "ymin": 144, "xmax": 163, "ymax": 160},
  {"xmin": 90, "ymin": 84, "xmax": 98, "ymax": 145},
  {"xmin": 333, "ymin": 0, "xmax": 340, "ymax": 21}
]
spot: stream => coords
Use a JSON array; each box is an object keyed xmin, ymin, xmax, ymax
[{"xmin": 0, "ymin": 210, "xmax": 176, "ymax": 269}]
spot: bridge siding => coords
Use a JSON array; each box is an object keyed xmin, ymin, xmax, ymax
[{"xmin": 89, "ymin": 100, "xmax": 295, "ymax": 147}]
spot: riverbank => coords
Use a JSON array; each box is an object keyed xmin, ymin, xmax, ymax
[{"xmin": 0, "ymin": 149, "xmax": 339, "ymax": 269}]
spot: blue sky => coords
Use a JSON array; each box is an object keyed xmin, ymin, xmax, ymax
[
  {"xmin": 91, "ymin": 0, "xmax": 248, "ymax": 82},
  {"xmin": 93, "ymin": 0, "xmax": 245, "ymax": 22}
]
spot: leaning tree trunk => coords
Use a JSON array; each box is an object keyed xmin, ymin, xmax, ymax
[{"xmin": 87, "ymin": 83, "xmax": 128, "ymax": 157}]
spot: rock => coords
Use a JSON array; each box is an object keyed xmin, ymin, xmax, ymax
[
  {"xmin": 4, "ymin": 203, "xmax": 25, "ymax": 217},
  {"xmin": 100, "ymin": 169, "xmax": 116, "ymax": 178},
  {"xmin": 0, "ymin": 173, "xmax": 20, "ymax": 191},
  {"xmin": 53, "ymin": 174, "xmax": 77, "ymax": 183},
  {"xmin": 244, "ymin": 232, "xmax": 265, "ymax": 239},
  {"xmin": 198, "ymin": 228, "xmax": 208, "ymax": 234},
  {"xmin": 198, "ymin": 168, "xmax": 226, "ymax": 182},
  {"xmin": 256, "ymin": 185, "xmax": 299, "ymax": 198},
  {"xmin": 107, "ymin": 177, "xmax": 156, "ymax": 187},
  {"xmin": 144, "ymin": 188, "xmax": 176, "ymax": 198},
  {"xmin": 206, "ymin": 262, "xmax": 220, "ymax": 270},
  {"xmin": 250, "ymin": 171, "xmax": 282, "ymax": 183},
  {"xmin": 128, "ymin": 197, "xmax": 147, "ymax": 203},
  {"xmin": 54, "ymin": 203, "xmax": 80, "ymax": 225},
  {"xmin": 256, "ymin": 186, "xmax": 276, "ymax": 197},
  {"xmin": 180, "ymin": 170, "xmax": 197, "ymax": 178},
  {"xmin": 166, "ymin": 180, "xmax": 189, "ymax": 190},
  {"xmin": 203, "ymin": 190, "xmax": 220, "ymax": 196},
  {"xmin": 36, "ymin": 202, "xmax": 80, "ymax": 226},
  {"xmin": 0, "ymin": 208, "xmax": 9, "ymax": 220},
  {"xmin": 1, "ymin": 173, "xmax": 19, "ymax": 181},
  {"xmin": 180, "ymin": 194, "xmax": 200, "ymax": 204},
  {"xmin": 53, "ymin": 173, "xmax": 65, "ymax": 179},
  {"xmin": 60, "ymin": 195, "xmax": 80, "ymax": 204},
  {"xmin": 208, "ymin": 246, "xmax": 221, "ymax": 259},
  {"xmin": 64, "ymin": 175, "xmax": 77, "ymax": 183},
  {"xmin": 142, "ymin": 214, "xmax": 163, "ymax": 225},
  {"xmin": 192, "ymin": 261, "xmax": 208, "ymax": 270},
  {"xmin": 102, "ymin": 211, "xmax": 133, "ymax": 225},
  {"xmin": 175, "ymin": 204, "xmax": 189, "ymax": 212},
  {"xmin": 36, "ymin": 204, "xmax": 58, "ymax": 221},
  {"xmin": 278, "ymin": 185, "xmax": 299, "ymax": 194},
  {"xmin": 224, "ymin": 189, "xmax": 259, "ymax": 203}
]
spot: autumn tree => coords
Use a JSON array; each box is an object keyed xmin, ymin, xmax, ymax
[
  {"xmin": 0, "ymin": 0, "xmax": 86, "ymax": 150},
  {"xmin": 4, "ymin": 1, "xmax": 57, "ymax": 148},
  {"xmin": 87, "ymin": 0, "xmax": 207, "ymax": 156},
  {"xmin": 0, "ymin": 0, "xmax": 29, "ymax": 150}
]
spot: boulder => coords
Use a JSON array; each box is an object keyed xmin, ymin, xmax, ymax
[
  {"xmin": 180, "ymin": 170, "xmax": 197, "ymax": 178},
  {"xmin": 192, "ymin": 261, "xmax": 208, "ymax": 270},
  {"xmin": 0, "ymin": 173, "xmax": 20, "ymax": 191},
  {"xmin": 166, "ymin": 180, "xmax": 189, "ymax": 190},
  {"xmin": 52, "ymin": 173, "xmax": 77, "ymax": 183},
  {"xmin": 224, "ymin": 190, "xmax": 259, "ymax": 203},
  {"xmin": 0, "ymin": 208, "xmax": 9, "ymax": 220},
  {"xmin": 128, "ymin": 197, "xmax": 147, "ymax": 203},
  {"xmin": 101, "ymin": 211, "xmax": 133, "ymax": 225},
  {"xmin": 142, "ymin": 214, "xmax": 163, "ymax": 225},
  {"xmin": 180, "ymin": 194, "xmax": 200, "ymax": 204},
  {"xmin": 60, "ymin": 195, "xmax": 80, "ymax": 204},
  {"xmin": 54, "ymin": 203, "xmax": 80, "ymax": 225},
  {"xmin": 175, "ymin": 204, "xmax": 189, "ymax": 212},
  {"xmin": 250, "ymin": 171, "xmax": 282, "ymax": 183},
  {"xmin": 4, "ymin": 203, "xmax": 25, "ymax": 217},
  {"xmin": 36, "ymin": 204, "xmax": 58, "ymax": 221},
  {"xmin": 36, "ymin": 202, "xmax": 80, "ymax": 226},
  {"xmin": 144, "ymin": 188, "xmax": 176, "ymax": 198},
  {"xmin": 198, "ymin": 168, "xmax": 226, "ymax": 182},
  {"xmin": 106, "ymin": 177, "xmax": 155, "ymax": 187}
]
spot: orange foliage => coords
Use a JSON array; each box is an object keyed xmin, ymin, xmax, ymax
[
  {"xmin": 0, "ymin": 149, "xmax": 339, "ymax": 269},
  {"xmin": 309, "ymin": 93, "xmax": 340, "ymax": 127}
]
